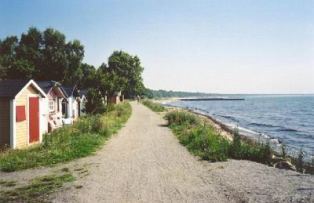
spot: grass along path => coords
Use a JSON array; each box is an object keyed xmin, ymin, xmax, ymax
[
  {"xmin": 0, "ymin": 103, "xmax": 131, "ymax": 202},
  {"xmin": 0, "ymin": 171, "xmax": 75, "ymax": 203},
  {"xmin": 165, "ymin": 110, "xmax": 273, "ymax": 164},
  {"xmin": 0, "ymin": 102, "xmax": 131, "ymax": 172},
  {"xmin": 142, "ymin": 99, "xmax": 165, "ymax": 112}
]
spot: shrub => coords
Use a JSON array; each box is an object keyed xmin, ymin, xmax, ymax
[
  {"xmin": 165, "ymin": 111, "xmax": 200, "ymax": 126},
  {"xmin": 296, "ymin": 148, "xmax": 304, "ymax": 173},
  {"xmin": 281, "ymin": 144, "xmax": 287, "ymax": 158},
  {"xmin": 74, "ymin": 115, "xmax": 108, "ymax": 135},
  {"xmin": 85, "ymin": 88, "xmax": 106, "ymax": 114},
  {"xmin": 228, "ymin": 128, "xmax": 241, "ymax": 158},
  {"xmin": 142, "ymin": 100, "xmax": 165, "ymax": 112},
  {"xmin": 165, "ymin": 110, "xmax": 274, "ymax": 165},
  {"xmin": 106, "ymin": 103, "xmax": 115, "ymax": 112},
  {"xmin": 188, "ymin": 126, "xmax": 229, "ymax": 161},
  {"xmin": 166, "ymin": 111, "xmax": 228, "ymax": 161}
]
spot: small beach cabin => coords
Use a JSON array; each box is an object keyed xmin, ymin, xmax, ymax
[
  {"xmin": 37, "ymin": 81, "xmax": 67, "ymax": 133},
  {"xmin": 108, "ymin": 91, "xmax": 122, "ymax": 104},
  {"xmin": 78, "ymin": 89, "xmax": 87, "ymax": 116},
  {"xmin": 61, "ymin": 86, "xmax": 80, "ymax": 124},
  {"xmin": 0, "ymin": 80, "xmax": 47, "ymax": 149}
]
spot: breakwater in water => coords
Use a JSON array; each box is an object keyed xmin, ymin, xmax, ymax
[{"xmin": 180, "ymin": 98, "xmax": 244, "ymax": 101}]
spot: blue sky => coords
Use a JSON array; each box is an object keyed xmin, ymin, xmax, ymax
[{"xmin": 1, "ymin": 0, "xmax": 313, "ymax": 93}]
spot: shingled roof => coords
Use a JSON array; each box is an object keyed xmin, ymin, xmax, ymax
[
  {"xmin": 36, "ymin": 81, "xmax": 58, "ymax": 94},
  {"xmin": 79, "ymin": 89, "xmax": 88, "ymax": 97},
  {"xmin": 0, "ymin": 79, "xmax": 46, "ymax": 98},
  {"xmin": 36, "ymin": 80, "xmax": 67, "ymax": 98},
  {"xmin": 61, "ymin": 86, "xmax": 80, "ymax": 98},
  {"xmin": 0, "ymin": 80, "xmax": 29, "ymax": 98}
]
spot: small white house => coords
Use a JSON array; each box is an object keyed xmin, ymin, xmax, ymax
[
  {"xmin": 37, "ymin": 81, "xmax": 67, "ymax": 133},
  {"xmin": 78, "ymin": 89, "xmax": 87, "ymax": 116},
  {"xmin": 61, "ymin": 86, "xmax": 80, "ymax": 124},
  {"xmin": 108, "ymin": 91, "xmax": 122, "ymax": 104}
]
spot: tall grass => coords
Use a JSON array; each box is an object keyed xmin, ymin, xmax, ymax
[
  {"xmin": 0, "ymin": 103, "xmax": 131, "ymax": 172},
  {"xmin": 228, "ymin": 129, "xmax": 272, "ymax": 164},
  {"xmin": 142, "ymin": 100, "xmax": 165, "ymax": 112},
  {"xmin": 165, "ymin": 111, "xmax": 273, "ymax": 164},
  {"xmin": 296, "ymin": 148, "xmax": 305, "ymax": 173}
]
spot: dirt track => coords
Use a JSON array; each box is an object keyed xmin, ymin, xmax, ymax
[
  {"xmin": 53, "ymin": 102, "xmax": 230, "ymax": 202},
  {"xmin": 51, "ymin": 102, "xmax": 313, "ymax": 203}
]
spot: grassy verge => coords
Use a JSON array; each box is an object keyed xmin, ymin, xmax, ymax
[
  {"xmin": 142, "ymin": 100, "xmax": 165, "ymax": 112},
  {"xmin": 165, "ymin": 111, "xmax": 272, "ymax": 164},
  {"xmin": 0, "ymin": 103, "xmax": 131, "ymax": 172},
  {"xmin": 0, "ymin": 172, "xmax": 75, "ymax": 203}
]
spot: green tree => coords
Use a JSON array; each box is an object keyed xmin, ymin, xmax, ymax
[
  {"xmin": 85, "ymin": 88, "xmax": 105, "ymax": 114},
  {"xmin": 98, "ymin": 63, "xmax": 121, "ymax": 98},
  {"xmin": 106, "ymin": 50, "xmax": 145, "ymax": 98},
  {"xmin": 40, "ymin": 28, "xmax": 85, "ymax": 85},
  {"xmin": 78, "ymin": 63, "xmax": 97, "ymax": 88},
  {"xmin": 16, "ymin": 27, "xmax": 42, "ymax": 78},
  {"xmin": 0, "ymin": 27, "xmax": 86, "ymax": 86},
  {"xmin": 8, "ymin": 59, "xmax": 35, "ymax": 79},
  {"xmin": 142, "ymin": 88, "xmax": 154, "ymax": 99},
  {"xmin": 63, "ymin": 39, "xmax": 84, "ymax": 85},
  {"xmin": 0, "ymin": 36, "xmax": 19, "ymax": 78}
]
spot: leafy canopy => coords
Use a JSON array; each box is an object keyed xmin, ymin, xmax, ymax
[
  {"xmin": 104, "ymin": 50, "xmax": 145, "ymax": 97},
  {"xmin": 0, "ymin": 27, "xmax": 84, "ymax": 86},
  {"xmin": 0, "ymin": 27, "xmax": 148, "ymax": 114}
]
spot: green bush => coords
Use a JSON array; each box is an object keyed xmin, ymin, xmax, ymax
[
  {"xmin": 187, "ymin": 126, "xmax": 229, "ymax": 161},
  {"xmin": 165, "ymin": 110, "xmax": 273, "ymax": 164},
  {"xmin": 228, "ymin": 129, "xmax": 272, "ymax": 164},
  {"xmin": 142, "ymin": 100, "xmax": 165, "ymax": 112},
  {"xmin": 85, "ymin": 88, "xmax": 106, "ymax": 114},
  {"xmin": 165, "ymin": 111, "xmax": 200, "ymax": 126},
  {"xmin": 0, "ymin": 103, "xmax": 132, "ymax": 172},
  {"xmin": 73, "ymin": 115, "xmax": 108, "ymax": 135}
]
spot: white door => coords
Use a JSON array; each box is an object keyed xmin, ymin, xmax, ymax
[{"xmin": 39, "ymin": 98, "xmax": 48, "ymax": 135}]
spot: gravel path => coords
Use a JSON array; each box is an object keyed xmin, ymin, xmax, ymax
[
  {"xmin": 2, "ymin": 102, "xmax": 312, "ymax": 202},
  {"xmin": 53, "ymin": 102, "xmax": 231, "ymax": 202},
  {"xmin": 52, "ymin": 102, "xmax": 313, "ymax": 203}
]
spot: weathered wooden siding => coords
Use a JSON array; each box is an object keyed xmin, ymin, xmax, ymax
[
  {"xmin": 15, "ymin": 85, "xmax": 39, "ymax": 148},
  {"xmin": 0, "ymin": 99, "xmax": 10, "ymax": 147}
]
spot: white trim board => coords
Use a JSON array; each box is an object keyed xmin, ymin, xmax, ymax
[
  {"xmin": 15, "ymin": 80, "xmax": 47, "ymax": 99},
  {"xmin": 10, "ymin": 99, "xmax": 16, "ymax": 149}
]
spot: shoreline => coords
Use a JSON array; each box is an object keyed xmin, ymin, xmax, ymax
[
  {"xmin": 159, "ymin": 99, "xmax": 310, "ymax": 155},
  {"xmin": 159, "ymin": 101, "xmax": 314, "ymax": 174},
  {"xmin": 163, "ymin": 102, "xmax": 262, "ymax": 141}
]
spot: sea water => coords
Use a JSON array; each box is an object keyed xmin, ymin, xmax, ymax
[{"xmin": 169, "ymin": 95, "xmax": 314, "ymax": 159}]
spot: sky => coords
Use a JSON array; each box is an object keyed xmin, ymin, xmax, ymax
[{"xmin": 0, "ymin": 0, "xmax": 313, "ymax": 94}]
